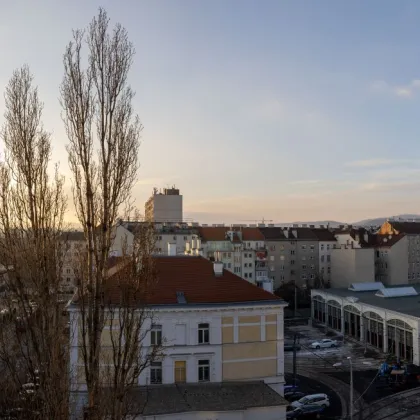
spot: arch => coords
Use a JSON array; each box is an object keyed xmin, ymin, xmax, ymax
[
  {"xmin": 387, "ymin": 319, "xmax": 413, "ymax": 331},
  {"xmin": 327, "ymin": 299, "xmax": 341, "ymax": 307},
  {"xmin": 363, "ymin": 311, "xmax": 384, "ymax": 321},
  {"xmin": 344, "ymin": 305, "xmax": 360, "ymax": 314},
  {"xmin": 313, "ymin": 295, "xmax": 325, "ymax": 302}
]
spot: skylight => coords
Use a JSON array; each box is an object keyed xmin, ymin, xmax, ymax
[
  {"xmin": 348, "ymin": 282, "xmax": 384, "ymax": 292},
  {"xmin": 375, "ymin": 287, "xmax": 418, "ymax": 298}
]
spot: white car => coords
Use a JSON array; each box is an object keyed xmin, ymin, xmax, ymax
[
  {"xmin": 291, "ymin": 393, "xmax": 330, "ymax": 409},
  {"xmin": 310, "ymin": 339, "xmax": 338, "ymax": 349}
]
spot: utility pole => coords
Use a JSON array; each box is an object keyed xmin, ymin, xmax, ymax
[
  {"xmin": 294, "ymin": 280, "xmax": 298, "ymax": 318},
  {"xmin": 293, "ymin": 334, "xmax": 297, "ymax": 387},
  {"xmin": 349, "ymin": 357, "xmax": 354, "ymax": 420}
]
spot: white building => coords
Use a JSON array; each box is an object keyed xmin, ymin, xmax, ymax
[
  {"xmin": 311, "ymin": 282, "xmax": 420, "ymax": 365},
  {"xmin": 145, "ymin": 187, "xmax": 183, "ymax": 223},
  {"xmin": 186, "ymin": 226, "xmax": 268, "ymax": 284},
  {"xmin": 330, "ymin": 243, "xmax": 375, "ymax": 288},
  {"xmin": 68, "ymin": 255, "xmax": 287, "ymax": 419}
]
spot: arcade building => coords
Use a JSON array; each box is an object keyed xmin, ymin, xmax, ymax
[{"xmin": 311, "ymin": 282, "xmax": 420, "ymax": 365}]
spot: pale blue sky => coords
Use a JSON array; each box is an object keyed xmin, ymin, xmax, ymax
[{"xmin": 1, "ymin": 0, "xmax": 420, "ymax": 223}]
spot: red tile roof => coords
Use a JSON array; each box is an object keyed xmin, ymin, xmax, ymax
[
  {"xmin": 100, "ymin": 256, "xmax": 282, "ymax": 306},
  {"xmin": 197, "ymin": 227, "xmax": 265, "ymax": 242}
]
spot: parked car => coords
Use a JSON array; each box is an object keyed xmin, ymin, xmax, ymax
[
  {"xmin": 284, "ymin": 391, "xmax": 306, "ymax": 402},
  {"xmin": 291, "ymin": 393, "xmax": 330, "ymax": 409},
  {"xmin": 287, "ymin": 404, "xmax": 326, "ymax": 418},
  {"xmin": 310, "ymin": 339, "xmax": 337, "ymax": 349},
  {"xmin": 284, "ymin": 343, "xmax": 302, "ymax": 352},
  {"xmin": 284, "ymin": 379, "xmax": 301, "ymax": 393}
]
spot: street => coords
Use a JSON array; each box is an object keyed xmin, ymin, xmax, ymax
[{"xmin": 285, "ymin": 324, "xmax": 383, "ymax": 373}]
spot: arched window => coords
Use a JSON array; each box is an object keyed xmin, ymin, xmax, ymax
[
  {"xmin": 312, "ymin": 295, "xmax": 326, "ymax": 323},
  {"xmin": 387, "ymin": 319, "xmax": 413, "ymax": 362},
  {"xmin": 363, "ymin": 312, "xmax": 384, "ymax": 350},
  {"xmin": 343, "ymin": 305, "xmax": 360, "ymax": 315},
  {"xmin": 327, "ymin": 300, "xmax": 341, "ymax": 331}
]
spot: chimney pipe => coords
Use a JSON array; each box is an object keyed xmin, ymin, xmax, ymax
[{"xmin": 213, "ymin": 261, "xmax": 224, "ymax": 277}]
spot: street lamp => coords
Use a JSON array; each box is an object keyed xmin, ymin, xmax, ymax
[{"xmin": 333, "ymin": 358, "xmax": 371, "ymax": 420}]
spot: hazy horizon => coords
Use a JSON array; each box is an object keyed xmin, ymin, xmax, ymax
[{"xmin": 2, "ymin": 1, "xmax": 420, "ymax": 225}]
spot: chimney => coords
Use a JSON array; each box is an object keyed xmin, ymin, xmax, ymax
[
  {"xmin": 213, "ymin": 261, "xmax": 224, "ymax": 277},
  {"xmin": 168, "ymin": 243, "xmax": 177, "ymax": 256}
]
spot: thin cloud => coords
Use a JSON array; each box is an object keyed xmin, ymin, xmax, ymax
[
  {"xmin": 370, "ymin": 79, "xmax": 420, "ymax": 98},
  {"xmin": 289, "ymin": 179, "xmax": 320, "ymax": 185},
  {"xmin": 345, "ymin": 158, "xmax": 418, "ymax": 168},
  {"xmin": 359, "ymin": 181, "xmax": 420, "ymax": 193}
]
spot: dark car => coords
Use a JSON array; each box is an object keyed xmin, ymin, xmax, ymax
[
  {"xmin": 284, "ymin": 380, "xmax": 301, "ymax": 393},
  {"xmin": 287, "ymin": 404, "xmax": 325, "ymax": 419},
  {"xmin": 285, "ymin": 343, "xmax": 302, "ymax": 352},
  {"xmin": 285, "ymin": 391, "xmax": 306, "ymax": 402}
]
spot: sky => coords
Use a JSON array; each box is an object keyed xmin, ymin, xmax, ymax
[{"xmin": 1, "ymin": 1, "xmax": 420, "ymax": 224}]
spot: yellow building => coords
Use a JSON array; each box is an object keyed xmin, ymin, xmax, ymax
[{"xmin": 69, "ymin": 256, "xmax": 288, "ymax": 419}]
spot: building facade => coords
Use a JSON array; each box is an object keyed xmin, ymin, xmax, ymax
[
  {"xmin": 144, "ymin": 187, "xmax": 183, "ymax": 223},
  {"xmin": 311, "ymin": 283, "xmax": 420, "ymax": 365},
  {"xmin": 69, "ymin": 256, "xmax": 287, "ymax": 419}
]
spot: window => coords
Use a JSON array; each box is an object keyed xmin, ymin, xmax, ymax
[
  {"xmin": 310, "ymin": 245, "xmax": 315, "ymax": 251},
  {"xmin": 321, "ymin": 255, "xmax": 325, "ymax": 262},
  {"xmin": 66, "ymin": 277, "xmax": 71, "ymax": 282},
  {"xmin": 173, "ymin": 236, "xmax": 176, "ymax": 240},
  {"xmin": 198, "ymin": 323, "xmax": 210, "ymax": 344},
  {"xmin": 228, "ymin": 253, "xmax": 231, "ymax": 258},
  {"xmin": 174, "ymin": 361, "xmax": 186, "ymax": 383},
  {"xmin": 184, "ymin": 236, "xmax": 188, "ymax": 240},
  {"xmin": 302, "ymin": 264, "xmax": 307, "ymax": 270},
  {"xmin": 234, "ymin": 267, "xmax": 241, "ymax": 274},
  {"xmin": 327, "ymin": 255, "xmax": 331, "ymax": 262},
  {"xmin": 198, "ymin": 360, "xmax": 210, "ymax": 382},
  {"xmin": 301, "ymin": 245, "xmax": 307, "ymax": 250},
  {"xmin": 270, "ymin": 256, "xmax": 275, "ymax": 261},
  {"xmin": 150, "ymin": 362, "xmax": 162, "ymax": 384},
  {"xmin": 310, "ymin": 265, "xmax": 315, "ymax": 270},
  {"xmin": 244, "ymin": 263, "xmax": 248, "ymax": 268},
  {"xmin": 310, "ymin": 256, "xmax": 314, "ymax": 260},
  {"xmin": 302, "ymin": 256, "xmax": 306, "ymax": 261},
  {"xmin": 327, "ymin": 244, "xmax": 330, "ymax": 250},
  {"xmin": 327, "ymin": 266, "xmax": 331, "ymax": 274},
  {"xmin": 151, "ymin": 324, "xmax": 162, "ymax": 346},
  {"xmin": 301, "ymin": 274, "xmax": 307, "ymax": 280},
  {"xmin": 269, "ymin": 246, "xmax": 276, "ymax": 251},
  {"xmin": 249, "ymin": 273, "xmax": 252, "ymax": 278},
  {"xmin": 227, "ymin": 263, "xmax": 231, "ymax": 269},
  {"xmin": 291, "ymin": 259, "xmax": 295, "ymax": 265},
  {"xmin": 66, "ymin": 269, "xmax": 71, "ymax": 274},
  {"xmin": 321, "ymin": 244, "xmax": 324, "ymax": 251},
  {"xmin": 310, "ymin": 274, "xmax": 315, "ymax": 279},
  {"xmin": 244, "ymin": 273, "xmax": 248, "ymax": 278},
  {"xmin": 291, "ymin": 250, "xmax": 295, "ymax": 255},
  {"xmin": 280, "ymin": 256, "xmax": 285, "ymax": 261}
]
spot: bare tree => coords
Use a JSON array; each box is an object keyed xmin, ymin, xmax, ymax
[
  {"xmin": 0, "ymin": 65, "xmax": 69, "ymax": 418},
  {"xmin": 60, "ymin": 8, "xmax": 149, "ymax": 419}
]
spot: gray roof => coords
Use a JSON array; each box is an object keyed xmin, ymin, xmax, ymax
[
  {"xmin": 318, "ymin": 283, "xmax": 420, "ymax": 318},
  {"xmin": 126, "ymin": 381, "xmax": 287, "ymax": 416}
]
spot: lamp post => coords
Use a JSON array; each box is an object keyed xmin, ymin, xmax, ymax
[{"xmin": 333, "ymin": 358, "xmax": 371, "ymax": 420}]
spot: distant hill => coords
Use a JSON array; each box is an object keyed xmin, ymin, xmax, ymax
[
  {"xmin": 288, "ymin": 220, "xmax": 345, "ymax": 228},
  {"xmin": 353, "ymin": 214, "xmax": 420, "ymax": 227}
]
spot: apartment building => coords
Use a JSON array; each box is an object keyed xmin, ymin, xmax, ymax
[
  {"xmin": 111, "ymin": 220, "xmax": 197, "ymax": 256},
  {"xmin": 259, "ymin": 228, "xmax": 325, "ymax": 289},
  {"xmin": 60, "ymin": 231, "xmax": 86, "ymax": 292},
  {"xmin": 144, "ymin": 187, "xmax": 183, "ymax": 223},
  {"xmin": 377, "ymin": 221, "xmax": 420, "ymax": 284},
  {"xmin": 186, "ymin": 226, "xmax": 267, "ymax": 284},
  {"xmin": 312, "ymin": 229, "xmax": 336, "ymax": 285},
  {"xmin": 69, "ymin": 256, "xmax": 288, "ymax": 420}
]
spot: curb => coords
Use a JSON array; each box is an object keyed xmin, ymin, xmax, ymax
[
  {"xmin": 285, "ymin": 368, "xmax": 361, "ymax": 419},
  {"xmin": 354, "ymin": 386, "xmax": 420, "ymax": 419}
]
